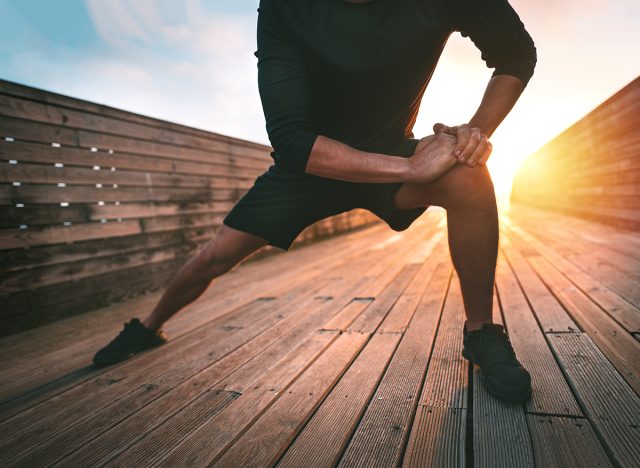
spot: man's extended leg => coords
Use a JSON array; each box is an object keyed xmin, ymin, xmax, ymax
[
  {"xmin": 142, "ymin": 225, "xmax": 270, "ymax": 332},
  {"xmin": 393, "ymin": 162, "xmax": 531, "ymax": 402},
  {"xmin": 92, "ymin": 225, "xmax": 269, "ymax": 366}
]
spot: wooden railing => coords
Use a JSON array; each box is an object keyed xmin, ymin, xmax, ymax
[
  {"xmin": 511, "ymin": 75, "xmax": 640, "ymax": 230},
  {"xmin": 0, "ymin": 80, "xmax": 379, "ymax": 335}
]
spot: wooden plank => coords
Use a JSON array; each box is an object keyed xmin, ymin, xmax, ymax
[
  {"xmin": 414, "ymin": 275, "xmax": 467, "ymax": 409},
  {"xmin": 547, "ymin": 333, "xmax": 640, "ymax": 467},
  {"xmin": 526, "ymin": 415, "xmax": 613, "ymax": 467},
  {"xmin": 472, "ymin": 367, "xmax": 534, "ymax": 467},
  {"xmin": 49, "ymin": 278, "xmax": 374, "ymax": 467},
  {"xmin": 159, "ymin": 331, "xmax": 368, "ymax": 467},
  {"xmin": 527, "ymin": 255, "xmax": 640, "ymax": 394},
  {"xmin": 0, "ymin": 183, "xmax": 237, "ymax": 205},
  {"xmin": 1, "ymin": 161, "xmax": 252, "ymax": 189},
  {"xmin": 499, "ymin": 232, "xmax": 579, "ymax": 332},
  {"xmin": 338, "ymin": 262, "xmax": 451, "ymax": 467},
  {"xmin": 0, "ymin": 79, "xmax": 272, "ymax": 153},
  {"xmin": 0, "ymin": 292, "xmax": 330, "ymax": 465},
  {"xmin": 0, "ymin": 200, "xmax": 235, "ymax": 229},
  {"xmin": 276, "ymin": 331, "xmax": 402, "ymax": 468},
  {"xmin": 472, "ymin": 279, "xmax": 534, "ymax": 468},
  {"xmin": 0, "ymin": 93, "xmax": 272, "ymax": 162},
  {"xmin": 0, "ymin": 218, "xmax": 141, "ymax": 249},
  {"xmin": 0, "ymin": 140, "xmax": 265, "ymax": 178},
  {"xmin": 402, "ymin": 407, "xmax": 466, "ymax": 468},
  {"xmin": 345, "ymin": 264, "xmax": 421, "ymax": 334},
  {"xmin": 402, "ymin": 273, "xmax": 468, "ymax": 467},
  {"xmin": 377, "ymin": 234, "xmax": 446, "ymax": 334},
  {"xmin": 509, "ymin": 203, "xmax": 640, "ymax": 255},
  {"xmin": 495, "ymin": 253, "xmax": 583, "ymax": 416},
  {"xmin": 503, "ymin": 222, "xmax": 640, "ymax": 333},
  {"xmin": 0, "ymin": 117, "xmax": 270, "ymax": 167}
]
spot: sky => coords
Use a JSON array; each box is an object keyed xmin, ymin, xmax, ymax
[{"xmin": 1, "ymin": 0, "xmax": 639, "ymax": 195}]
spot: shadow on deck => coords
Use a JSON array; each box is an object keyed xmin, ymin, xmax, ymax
[{"xmin": 1, "ymin": 204, "xmax": 638, "ymax": 467}]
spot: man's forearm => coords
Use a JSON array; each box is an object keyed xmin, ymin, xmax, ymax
[
  {"xmin": 469, "ymin": 75, "xmax": 525, "ymax": 137},
  {"xmin": 304, "ymin": 135, "xmax": 411, "ymax": 183}
]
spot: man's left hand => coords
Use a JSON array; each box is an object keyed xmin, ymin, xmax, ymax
[{"xmin": 433, "ymin": 123, "xmax": 492, "ymax": 167}]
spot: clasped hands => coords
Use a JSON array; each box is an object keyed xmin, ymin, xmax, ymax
[
  {"xmin": 406, "ymin": 123, "xmax": 493, "ymax": 184},
  {"xmin": 432, "ymin": 123, "xmax": 492, "ymax": 167}
]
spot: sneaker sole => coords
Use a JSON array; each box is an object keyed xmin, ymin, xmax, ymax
[{"xmin": 93, "ymin": 340, "xmax": 166, "ymax": 367}]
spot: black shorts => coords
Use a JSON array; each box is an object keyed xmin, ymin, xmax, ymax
[{"xmin": 223, "ymin": 138, "xmax": 427, "ymax": 250}]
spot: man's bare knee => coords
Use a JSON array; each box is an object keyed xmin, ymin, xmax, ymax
[
  {"xmin": 442, "ymin": 165, "xmax": 496, "ymax": 212},
  {"xmin": 198, "ymin": 225, "xmax": 268, "ymax": 277}
]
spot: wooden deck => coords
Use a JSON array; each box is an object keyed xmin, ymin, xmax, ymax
[{"xmin": 0, "ymin": 203, "xmax": 638, "ymax": 467}]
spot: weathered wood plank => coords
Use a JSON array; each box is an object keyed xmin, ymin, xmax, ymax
[
  {"xmin": 276, "ymin": 332, "xmax": 402, "ymax": 468},
  {"xmin": 547, "ymin": 333, "xmax": 640, "ymax": 467},
  {"xmin": 527, "ymin": 256, "xmax": 640, "ymax": 394},
  {"xmin": 413, "ymin": 275, "xmax": 467, "ymax": 410},
  {"xmin": 472, "ymin": 274, "xmax": 534, "ymax": 468},
  {"xmin": 0, "ymin": 140, "xmax": 264, "ymax": 178},
  {"xmin": 0, "ymin": 79, "xmax": 271, "ymax": 154},
  {"xmin": 503, "ymin": 221, "xmax": 640, "ymax": 333},
  {"xmin": 403, "ymin": 407, "xmax": 466, "ymax": 468},
  {"xmin": 0, "ymin": 116, "xmax": 269, "ymax": 166},
  {"xmin": 499, "ymin": 232, "xmax": 579, "ymax": 333},
  {"xmin": 472, "ymin": 364, "xmax": 534, "ymax": 468},
  {"xmin": 161, "ymin": 331, "xmax": 367, "ymax": 467},
  {"xmin": 0, "ymin": 92, "xmax": 272, "ymax": 162},
  {"xmin": 511, "ymin": 77, "xmax": 640, "ymax": 229},
  {"xmin": 338, "ymin": 262, "xmax": 451, "ymax": 467},
  {"xmin": 1, "ymin": 160, "xmax": 252, "ymax": 188},
  {"xmin": 495, "ymin": 253, "xmax": 583, "ymax": 416},
  {"xmin": 526, "ymin": 415, "xmax": 613, "ymax": 467},
  {"xmin": 402, "ymin": 273, "xmax": 467, "ymax": 468}
]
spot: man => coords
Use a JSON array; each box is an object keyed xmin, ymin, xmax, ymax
[{"xmin": 94, "ymin": 0, "xmax": 536, "ymax": 403}]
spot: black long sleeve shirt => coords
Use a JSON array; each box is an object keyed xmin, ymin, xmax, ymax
[{"xmin": 255, "ymin": 0, "xmax": 537, "ymax": 174}]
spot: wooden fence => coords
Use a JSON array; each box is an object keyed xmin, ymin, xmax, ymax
[
  {"xmin": 511, "ymin": 75, "xmax": 640, "ymax": 230},
  {"xmin": 0, "ymin": 80, "xmax": 379, "ymax": 335}
]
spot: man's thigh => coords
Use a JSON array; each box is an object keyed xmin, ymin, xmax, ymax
[{"xmin": 222, "ymin": 165, "xmax": 362, "ymax": 251}]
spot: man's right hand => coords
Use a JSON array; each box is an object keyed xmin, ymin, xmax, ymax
[{"xmin": 405, "ymin": 133, "xmax": 458, "ymax": 184}]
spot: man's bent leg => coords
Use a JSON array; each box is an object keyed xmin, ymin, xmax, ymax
[
  {"xmin": 393, "ymin": 164, "xmax": 531, "ymax": 402},
  {"xmin": 142, "ymin": 224, "xmax": 270, "ymax": 331},
  {"xmin": 393, "ymin": 163, "xmax": 498, "ymax": 331}
]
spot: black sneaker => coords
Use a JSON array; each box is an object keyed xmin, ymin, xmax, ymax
[
  {"xmin": 92, "ymin": 318, "xmax": 168, "ymax": 367},
  {"xmin": 462, "ymin": 322, "xmax": 532, "ymax": 403}
]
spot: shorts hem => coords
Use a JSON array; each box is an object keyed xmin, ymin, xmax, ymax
[{"xmin": 222, "ymin": 218, "xmax": 294, "ymax": 252}]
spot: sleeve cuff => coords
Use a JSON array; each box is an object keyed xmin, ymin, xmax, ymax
[
  {"xmin": 492, "ymin": 59, "xmax": 536, "ymax": 87},
  {"xmin": 272, "ymin": 131, "xmax": 318, "ymax": 174}
]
